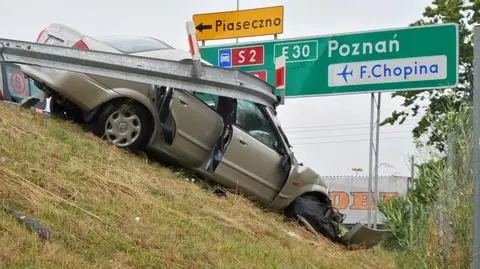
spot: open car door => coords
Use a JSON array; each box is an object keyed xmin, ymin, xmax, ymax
[{"xmin": 155, "ymin": 87, "xmax": 224, "ymax": 169}]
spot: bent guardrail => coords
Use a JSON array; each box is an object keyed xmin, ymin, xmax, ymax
[{"xmin": 0, "ymin": 38, "xmax": 279, "ymax": 107}]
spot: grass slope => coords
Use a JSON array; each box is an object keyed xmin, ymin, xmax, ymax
[{"xmin": 0, "ymin": 103, "xmax": 394, "ymax": 268}]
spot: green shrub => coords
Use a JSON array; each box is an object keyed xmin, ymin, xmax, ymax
[{"xmin": 380, "ymin": 103, "xmax": 473, "ymax": 268}]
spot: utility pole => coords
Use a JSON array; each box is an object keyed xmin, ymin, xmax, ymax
[{"xmin": 472, "ymin": 25, "xmax": 480, "ymax": 269}]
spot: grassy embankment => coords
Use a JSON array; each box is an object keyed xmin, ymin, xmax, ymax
[{"xmin": 0, "ymin": 103, "xmax": 394, "ymax": 268}]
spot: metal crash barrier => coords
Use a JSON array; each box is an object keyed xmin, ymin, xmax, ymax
[{"xmin": 0, "ymin": 38, "xmax": 280, "ymax": 108}]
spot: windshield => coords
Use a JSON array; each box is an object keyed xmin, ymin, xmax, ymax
[
  {"xmin": 265, "ymin": 106, "xmax": 293, "ymax": 150},
  {"xmin": 92, "ymin": 36, "xmax": 174, "ymax": 54}
]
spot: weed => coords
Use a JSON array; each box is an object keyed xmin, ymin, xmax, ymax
[{"xmin": 380, "ymin": 103, "xmax": 473, "ymax": 268}]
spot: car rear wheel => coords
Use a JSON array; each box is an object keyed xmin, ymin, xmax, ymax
[
  {"xmin": 284, "ymin": 193, "xmax": 344, "ymax": 242},
  {"xmin": 93, "ymin": 100, "xmax": 152, "ymax": 151}
]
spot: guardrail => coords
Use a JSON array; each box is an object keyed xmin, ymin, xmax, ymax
[{"xmin": 0, "ymin": 38, "xmax": 280, "ymax": 107}]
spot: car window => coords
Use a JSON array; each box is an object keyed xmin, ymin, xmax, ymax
[
  {"xmin": 266, "ymin": 106, "xmax": 292, "ymax": 149},
  {"xmin": 191, "ymin": 92, "xmax": 218, "ymax": 110},
  {"xmin": 44, "ymin": 36, "xmax": 64, "ymax": 45},
  {"xmin": 188, "ymin": 92, "xmax": 283, "ymax": 153},
  {"xmin": 92, "ymin": 36, "xmax": 173, "ymax": 54},
  {"xmin": 235, "ymin": 99, "xmax": 282, "ymax": 153}
]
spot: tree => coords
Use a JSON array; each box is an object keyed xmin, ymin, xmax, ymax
[{"xmin": 382, "ymin": 0, "xmax": 479, "ymax": 152}]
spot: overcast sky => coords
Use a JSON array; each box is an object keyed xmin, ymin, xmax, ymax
[{"xmin": 0, "ymin": 0, "xmax": 435, "ymax": 176}]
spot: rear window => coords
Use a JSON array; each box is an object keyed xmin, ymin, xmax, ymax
[{"xmin": 92, "ymin": 36, "xmax": 173, "ymax": 54}]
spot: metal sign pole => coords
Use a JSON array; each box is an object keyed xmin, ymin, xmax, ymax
[
  {"xmin": 472, "ymin": 24, "xmax": 480, "ymax": 269},
  {"xmin": 367, "ymin": 92, "xmax": 375, "ymax": 227},
  {"xmin": 235, "ymin": 0, "xmax": 239, "ymax": 44},
  {"xmin": 373, "ymin": 92, "xmax": 381, "ymax": 229},
  {"xmin": 409, "ymin": 156, "xmax": 415, "ymax": 243}
]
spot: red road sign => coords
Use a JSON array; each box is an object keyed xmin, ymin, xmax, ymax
[
  {"xmin": 248, "ymin": 70, "xmax": 267, "ymax": 81},
  {"xmin": 232, "ymin": 45, "xmax": 264, "ymax": 67},
  {"xmin": 10, "ymin": 70, "xmax": 28, "ymax": 96},
  {"xmin": 275, "ymin": 56, "xmax": 286, "ymax": 89}
]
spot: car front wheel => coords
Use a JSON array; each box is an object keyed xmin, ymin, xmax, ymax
[
  {"xmin": 93, "ymin": 100, "xmax": 152, "ymax": 151},
  {"xmin": 284, "ymin": 193, "xmax": 344, "ymax": 242}
]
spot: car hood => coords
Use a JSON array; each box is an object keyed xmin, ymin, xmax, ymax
[{"xmin": 290, "ymin": 164, "xmax": 329, "ymax": 190}]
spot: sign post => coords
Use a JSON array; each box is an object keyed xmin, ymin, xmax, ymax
[
  {"xmin": 235, "ymin": 0, "xmax": 239, "ymax": 44},
  {"xmin": 186, "ymin": 21, "xmax": 204, "ymax": 77},
  {"xmin": 373, "ymin": 92, "xmax": 381, "ymax": 228},
  {"xmin": 275, "ymin": 55, "xmax": 286, "ymax": 104},
  {"xmin": 367, "ymin": 93, "xmax": 375, "ymax": 227},
  {"xmin": 193, "ymin": 6, "xmax": 284, "ymax": 41}
]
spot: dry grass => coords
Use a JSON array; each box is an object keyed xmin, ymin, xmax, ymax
[{"xmin": 0, "ymin": 103, "xmax": 395, "ymax": 268}]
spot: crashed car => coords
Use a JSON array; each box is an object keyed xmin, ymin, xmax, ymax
[{"xmin": 20, "ymin": 23, "xmax": 384, "ymax": 246}]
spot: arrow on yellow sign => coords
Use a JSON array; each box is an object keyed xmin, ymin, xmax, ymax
[{"xmin": 196, "ymin": 23, "xmax": 212, "ymax": 32}]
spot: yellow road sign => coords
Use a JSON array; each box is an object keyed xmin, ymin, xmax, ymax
[{"xmin": 193, "ymin": 6, "xmax": 284, "ymax": 41}]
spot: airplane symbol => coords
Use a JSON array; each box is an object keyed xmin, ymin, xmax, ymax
[{"xmin": 337, "ymin": 65, "xmax": 354, "ymax": 83}]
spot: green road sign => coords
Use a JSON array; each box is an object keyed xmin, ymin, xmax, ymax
[{"xmin": 200, "ymin": 23, "xmax": 459, "ymax": 97}]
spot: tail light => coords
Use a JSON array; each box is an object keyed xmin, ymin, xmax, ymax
[
  {"xmin": 36, "ymin": 29, "xmax": 45, "ymax": 42},
  {"xmin": 73, "ymin": 40, "xmax": 89, "ymax": 50}
]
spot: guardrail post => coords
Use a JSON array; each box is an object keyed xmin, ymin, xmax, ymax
[{"xmin": 186, "ymin": 21, "xmax": 204, "ymax": 78}]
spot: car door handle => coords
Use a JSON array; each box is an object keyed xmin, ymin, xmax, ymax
[
  {"xmin": 179, "ymin": 98, "xmax": 188, "ymax": 106},
  {"xmin": 237, "ymin": 137, "xmax": 247, "ymax": 147}
]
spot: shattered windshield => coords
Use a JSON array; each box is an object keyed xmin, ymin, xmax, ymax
[{"xmin": 266, "ymin": 106, "xmax": 292, "ymax": 149}]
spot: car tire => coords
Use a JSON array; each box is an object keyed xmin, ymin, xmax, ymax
[
  {"xmin": 93, "ymin": 100, "xmax": 152, "ymax": 151},
  {"xmin": 284, "ymin": 193, "xmax": 343, "ymax": 242}
]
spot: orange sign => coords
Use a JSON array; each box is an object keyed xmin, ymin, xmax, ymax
[
  {"xmin": 193, "ymin": 6, "xmax": 284, "ymax": 41},
  {"xmin": 329, "ymin": 191, "xmax": 398, "ymax": 210}
]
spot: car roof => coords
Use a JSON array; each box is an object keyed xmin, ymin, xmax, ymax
[
  {"xmin": 41, "ymin": 23, "xmax": 214, "ymax": 65},
  {"xmin": 89, "ymin": 35, "xmax": 175, "ymax": 54}
]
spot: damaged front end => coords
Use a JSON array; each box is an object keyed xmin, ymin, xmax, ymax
[
  {"xmin": 275, "ymin": 164, "xmax": 388, "ymax": 249},
  {"xmin": 293, "ymin": 195, "xmax": 389, "ymax": 249},
  {"xmin": 339, "ymin": 223, "xmax": 388, "ymax": 249}
]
